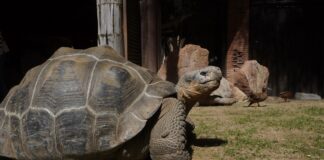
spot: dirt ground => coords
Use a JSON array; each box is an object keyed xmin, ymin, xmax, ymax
[{"xmin": 189, "ymin": 98, "xmax": 324, "ymax": 160}]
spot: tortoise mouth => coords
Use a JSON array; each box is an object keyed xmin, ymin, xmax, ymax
[
  {"xmin": 200, "ymin": 76, "xmax": 222, "ymax": 85},
  {"xmin": 201, "ymin": 79, "xmax": 216, "ymax": 84}
]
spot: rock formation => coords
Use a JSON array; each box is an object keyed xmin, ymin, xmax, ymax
[{"xmin": 227, "ymin": 60, "xmax": 269, "ymax": 106}]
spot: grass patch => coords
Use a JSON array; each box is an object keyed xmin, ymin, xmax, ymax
[
  {"xmin": 279, "ymin": 116, "xmax": 324, "ymax": 132},
  {"xmin": 189, "ymin": 100, "xmax": 324, "ymax": 160},
  {"xmin": 304, "ymin": 107, "xmax": 324, "ymax": 116}
]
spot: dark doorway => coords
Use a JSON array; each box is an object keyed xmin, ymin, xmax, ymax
[
  {"xmin": 250, "ymin": 0, "xmax": 324, "ymax": 96},
  {"xmin": 161, "ymin": 0, "xmax": 227, "ymax": 68},
  {"xmin": 126, "ymin": 0, "xmax": 142, "ymax": 65},
  {"xmin": 0, "ymin": 0, "xmax": 97, "ymax": 101}
]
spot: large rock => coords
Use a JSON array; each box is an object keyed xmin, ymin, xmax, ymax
[
  {"xmin": 294, "ymin": 92, "xmax": 322, "ymax": 100},
  {"xmin": 200, "ymin": 77, "xmax": 237, "ymax": 105},
  {"xmin": 227, "ymin": 60, "xmax": 269, "ymax": 105},
  {"xmin": 211, "ymin": 78, "xmax": 233, "ymax": 98},
  {"xmin": 177, "ymin": 44, "xmax": 209, "ymax": 78},
  {"xmin": 158, "ymin": 44, "xmax": 209, "ymax": 83},
  {"xmin": 231, "ymin": 85, "xmax": 248, "ymax": 102},
  {"xmin": 240, "ymin": 60, "xmax": 269, "ymax": 96},
  {"xmin": 227, "ymin": 68, "xmax": 250, "ymax": 97}
]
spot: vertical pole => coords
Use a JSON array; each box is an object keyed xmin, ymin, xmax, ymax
[
  {"xmin": 97, "ymin": 0, "xmax": 124, "ymax": 56},
  {"xmin": 123, "ymin": 0, "xmax": 128, "ymax": 59},
  {"xmin": 140, "ymin": 0, "xmax": 160, "ymax": 72}
]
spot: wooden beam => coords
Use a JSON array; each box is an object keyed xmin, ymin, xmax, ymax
[
  {"xmin": 140, "ymin": 0, "xmax": 160, "ymax": 72},
  {"xmin": 123, "ymin": 0, "xmax": 128, "ymax": 59},
  {"xmin": 97, "ymin": 0, "xmax": 124, "ymax": 55}
]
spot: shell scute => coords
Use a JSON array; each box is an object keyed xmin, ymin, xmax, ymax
[
  {"xmin": 5, "ymin": 66, "xmax": 41, "ymax": 115},
  {"xmin": 94, "ymin": 113, "xmax": 118, "ymax": 151},
  {"xmin": 55, "ymin": 109, "xmax": 95, "ymax": 155},
  {"xmin": 126, "ymin": 62, "xmax": 154, "ymax": 84},
  {"xmin": 85, "ymin": 46, "xmax": 126, "ymax": 62},
  {"xmin": 33, "ymin": 58, "xmax": 96, "ymax": 115},
  {"xmin": 10, "ymin": 116, "xmax": 29, "ymax": 159},
  {"xmin": 22, "ymin": 109, "xmax": 57, "ymax": 159},
  {"xmin": 88, "ymin": 62, "xmax": 144, "ymax": 114}
]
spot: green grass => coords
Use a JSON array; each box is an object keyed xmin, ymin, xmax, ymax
[
  {"xmin": 189, "ymin": 100, "xmax": 324, "ymax": 160},
  {"xmin": 304, "ymin": 107, "xmax": 324, "ymax": 116}
]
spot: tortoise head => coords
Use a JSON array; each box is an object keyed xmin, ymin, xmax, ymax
[{"xmin": 176, "ymin": 66, "xmax": 222, "ymax": 104}]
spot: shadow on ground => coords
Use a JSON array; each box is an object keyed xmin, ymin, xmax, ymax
[{"xmin": 193, "ymin": 138, "xmax": 228, "ymax": 147}]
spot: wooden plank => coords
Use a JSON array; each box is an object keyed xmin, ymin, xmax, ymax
[
  {"xmin": 140, "ymin": 0, "xmax": 160, "ymax": 72},
  {"xmin": 123, "ymin": 0, "xmax": 128, "ymax": 59},
  {"xmin": 97, "ymin": 0, "xmax": 124, "ymax": 55}
]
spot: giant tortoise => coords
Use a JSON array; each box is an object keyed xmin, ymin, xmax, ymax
[{"xmin": 0, "ymin": 46, "xmax": 222, "ymax": 160}]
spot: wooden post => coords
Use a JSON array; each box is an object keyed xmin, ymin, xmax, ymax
[
  {"xmin": 123, "ymin": 0, "xmax": 128, "ymax": 59},
  {"xmin": 140, "ymin": 0, "xmax": 160, "ymax": 72},
  {"xmin": 97, "ymin": 0, "xmax": 124, "ymax": 56}
]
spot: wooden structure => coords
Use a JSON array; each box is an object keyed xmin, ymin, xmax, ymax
[
  {"xmin": 121, "ymin": 0, "xmax": 324, "ymax": 97},
  {"xmin": 139, "ymin": 0, "xmax": 161, "ymax": 72},
  {"xmin": 250, "ymin": 0, "xmax": 324, "ymax": 96},
  {"xmin": 97, "ymin": 0, "xmax": 161, "ymax": 72},
  {"xmin": 1, "ymin": 0, "xmax": 321, "ymax": 99},
  {"xmin": 97, "ymin": 0, "xmax": 243, "ymax": 73},
  {"xmin": 97, "ymin": 0, "xmax": 124, "ymax": 55}
]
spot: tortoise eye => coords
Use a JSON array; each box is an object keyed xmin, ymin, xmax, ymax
[{"xmin": 200, "ymin": 71, "xmax": 207, "ymax": 76}]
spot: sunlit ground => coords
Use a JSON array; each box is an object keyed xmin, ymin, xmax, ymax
[{"xmin": 190, "ymin": 99, "xmax": 324, "ymax": 160}]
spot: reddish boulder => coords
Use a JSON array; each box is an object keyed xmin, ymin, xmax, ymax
[
  {"xmin": 177, "ymin": 44, "xmax": 209, "ymax": 78},
  {"xmin": 158, "ymin": 44, "xmax": 209, "ymax": 83},
  {"xmin": 227, "ymin": 60, "xmax": 269, "ymax": 106}
]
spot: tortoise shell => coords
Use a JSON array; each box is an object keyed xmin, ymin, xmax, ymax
[{"xmin": 0, "ymin": 46, "xmax": 176, "ymax": 159}]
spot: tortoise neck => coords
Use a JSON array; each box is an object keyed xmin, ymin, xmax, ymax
[
  {"xmin": 176, "ymin": 84, "xmax": 203, "ymax": 114},
  {"xmin": 177, "ymin": 93, "xmax": 198, "ymax": 115}
]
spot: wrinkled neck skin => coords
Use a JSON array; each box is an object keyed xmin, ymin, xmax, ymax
[{"xmin": 176, "ymin": 86, "xmax": 201, "ymax": 115}]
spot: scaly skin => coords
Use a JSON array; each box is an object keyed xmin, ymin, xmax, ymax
[
  {"xmin": 148, "ymin": 67, "xmax": 222, "ymax": 160},
  {"xmin": 149, "ymin": 98, "xmax": 189, "ymax": 160},
  {"xmin": 176, "ymin": 66, "xmax": 222, "ymax": 114}
]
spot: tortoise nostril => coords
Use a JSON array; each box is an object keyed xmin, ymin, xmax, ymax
[{"xmin": 200, "ymin": 71, "xmax": 207, "ymax": 76}]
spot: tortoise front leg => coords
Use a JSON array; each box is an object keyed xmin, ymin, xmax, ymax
[{"xmin": 149, "ymin": 98, "xmax": 191, "ymax": 160}]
